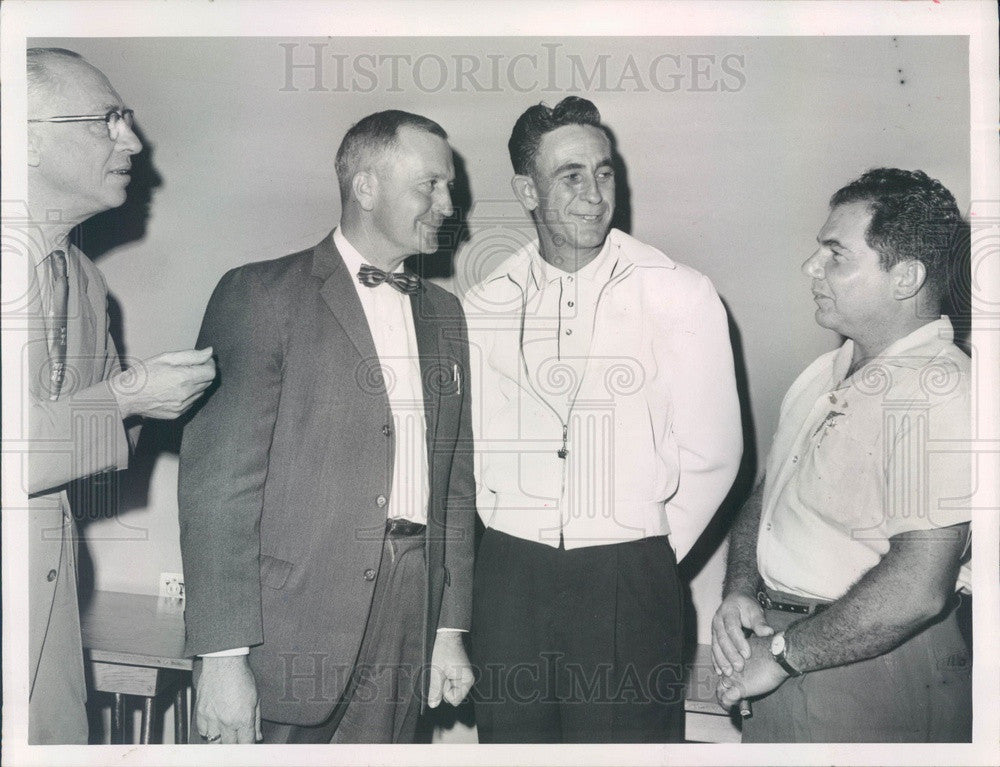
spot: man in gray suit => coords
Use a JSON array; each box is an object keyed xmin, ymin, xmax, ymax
[
  {"xmin": 24, "ymin": 47, "xmax": 216, "ymax": 744},
  {"xmin": 179, "ymin": 110, "xmax": 475, "ymax": 744}
]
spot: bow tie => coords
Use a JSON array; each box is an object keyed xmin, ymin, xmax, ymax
[{"xmin": 357, "ymin": 264, "xmax": 421, "ymax": 295}]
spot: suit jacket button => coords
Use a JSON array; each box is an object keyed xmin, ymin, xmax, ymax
[
  {"xmin": 363, "ymin": 568, "xmax": 376, "ymax": 581},
  {"xmin": 376, "ymin": 494, "xmax": 387, "ymax": 508},
  {"xmin": 46, "ymin": 569, "xmax": 57, "ymax": 582},
  {"xmin": 381, "ymin": 424, "xmax": 392, "ymax": 437}
]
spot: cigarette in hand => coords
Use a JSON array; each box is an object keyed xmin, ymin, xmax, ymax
[{"xmin": 739, "ymin": 698, "xmax": 752, "ymax": 718}]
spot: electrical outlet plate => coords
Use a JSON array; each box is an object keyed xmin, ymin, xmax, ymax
[{"xmin": 159, "ymin": 572, "xmax": 185, "ymax": 600}]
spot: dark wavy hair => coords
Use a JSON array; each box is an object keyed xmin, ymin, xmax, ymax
[
  {"xmin": 830, "ymin": 168, "xmax": 967, "ymax": 303},
  {"xmin": 508, "ymin": 96, "xmax": 606, "ymax": 176},
  {"xmin": 335, "ymin": 110, "xmax": 447, "ymax": 200}
]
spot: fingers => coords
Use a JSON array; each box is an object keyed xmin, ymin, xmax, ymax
[
  {"xmin": 711, "ymin": 612, "xmax": 747, "ymax": 674},
  {"xmin": 715, "ymin": 675, "xmax": 744, "ymax": 709},
  {"xmin": 155, "ymin": 347, "xmax": 214, "ymax": 366},
  {"xmin": 443, "ymin": 666, "xmax": 475, "ymax": 706},
  {"xmin": 750, "ymin": 619, "xmax": 775, "ymax": 637},
  {"xmin": 427, "ymin": 665, "xmax": 443, "ymax": 709}
]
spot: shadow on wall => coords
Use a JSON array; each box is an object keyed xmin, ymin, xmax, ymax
[
  {"xmin": 67, "ymin": 124, "xmax": 176, "ymax": 600},
  {"xmin": 75, "ymin": 124, "xmax": 161, "ymax": 261},
  {"xmin": 678, "ymin": 299, "xmax": 758, "ymax": 661}
]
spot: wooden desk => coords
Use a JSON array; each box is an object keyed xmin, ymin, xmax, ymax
[{"xmin": 80, "ymin": 590, "xmax": 192, "ymax": 744}]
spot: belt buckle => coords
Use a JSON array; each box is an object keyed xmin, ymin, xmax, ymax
[{"xmin": 756, "ymin": 589, "xmax": 773, "ymax": 610}]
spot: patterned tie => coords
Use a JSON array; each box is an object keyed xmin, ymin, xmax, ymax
[
  {"xmin": 357, "ymin": 264, "xmax": 421, "ymax": 295},
  {"xmin": 47, "ymin": 249, "xmax": 69, "ymax": 400}
]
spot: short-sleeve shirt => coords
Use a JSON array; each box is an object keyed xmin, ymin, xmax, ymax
[{"xmin": 757, "ymin": 318, "xmax": 971, "ymax": 600}]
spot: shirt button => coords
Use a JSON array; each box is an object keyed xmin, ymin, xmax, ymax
[
  {"xmin": 363, "ymin": 568, "xmax": 376, "ymax": 581},
  {"xmin": 47, "ymin": 569, "xmax": 57, "ymax": 582},
  {"xmin": 765, "ymin": 523, "xmax": 773, "ymax": 531},
  {"xmin": 567, "ymin": 300, "xmax": 574, "ymax": 308},
  {"xmin": 376, "ymin": 494, "xmax": 387, "ymax": 508},
  {"xmin": 381, "ymin": 424, "xmax": 391, "ymax": 437},
  {"xmin": 565, "ymin": 328, "xmax": 573, "ymax": 336}
]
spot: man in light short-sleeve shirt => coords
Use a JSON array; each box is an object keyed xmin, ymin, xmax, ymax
[{"xmin": 712, "ymin": 168, "xmax": 971, "ymax": 742}]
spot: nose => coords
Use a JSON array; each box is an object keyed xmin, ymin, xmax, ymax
[
  {"xmin": 802, "ymin": 250, "xmax": 824, "ymax": 278},
  {"xmin": 435, "ymin": 185, "xmax": 454, "ymax": 219},
  {"xmin": 581, "ymin": 175, "xmax": 604, "ymax": 205},
  {"xmin": 116, "ymin": 119, "xmax": 142, "ymax": 155}
]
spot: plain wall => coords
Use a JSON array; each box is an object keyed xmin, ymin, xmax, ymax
[{"xmin": 34, "ymin": 36, "xmax": 969, "ymax": 647}]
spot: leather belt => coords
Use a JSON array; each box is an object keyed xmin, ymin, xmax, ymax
[
  {"xmin": 385, "ymin": 518, "xmax": 426, "ymax": 538},
  {"xmin": 757, "ymin": 588, "xmax": 830, "ymax": 616}
]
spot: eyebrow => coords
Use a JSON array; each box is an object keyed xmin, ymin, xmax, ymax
[
  {"xmin": 553, "ymin": 157, "xmax": 613, "ymax": 175},
  {"xmin": 818, "ymin": 237, "xmax": 849, "ymax": 250}
]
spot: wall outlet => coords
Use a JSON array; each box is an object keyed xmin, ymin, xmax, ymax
[{"xmin": 159, "ymin": 572, "xmax": 185, "ymax": 600}]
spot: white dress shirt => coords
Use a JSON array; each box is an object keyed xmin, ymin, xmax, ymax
[{"xmin": 334, "ymin": 228, "xmax": 429, "ymax": 525}]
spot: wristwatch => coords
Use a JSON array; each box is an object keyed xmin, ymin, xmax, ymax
[{"xmin": 770, "ymin": 631, "xmax": 802, "ymax": 677}]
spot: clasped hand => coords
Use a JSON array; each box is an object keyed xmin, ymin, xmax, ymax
[{"xmin": 710, "ymin": 593, "xmax": 786, "ymax": 709}]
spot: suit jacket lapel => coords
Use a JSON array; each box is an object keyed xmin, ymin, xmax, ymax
[
  {"xmin": 409, "ymin": 286, "xmax": 442, "ymax": 459},
  {"xmin": 314, "ymin": 234, "xmax": 382, "ymax": 374}
]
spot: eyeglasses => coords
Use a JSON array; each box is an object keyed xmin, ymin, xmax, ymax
[{"xmin": 28, "ymin": 108, "xmax": 135, "ymax": 139}]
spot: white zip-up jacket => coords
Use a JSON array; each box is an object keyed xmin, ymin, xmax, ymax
[{"xmin": 463, "ymin": 228, "xmax": 742, "ymax": 557}]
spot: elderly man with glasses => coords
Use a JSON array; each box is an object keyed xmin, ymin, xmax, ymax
[{"xmin": 24, "ymin": 47, "xmax": 216, "ymax": 744}]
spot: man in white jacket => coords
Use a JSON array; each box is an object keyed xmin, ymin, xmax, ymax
[{"xmin": 463, "ymin": 96, "xmax": 742, "ymax": 742}]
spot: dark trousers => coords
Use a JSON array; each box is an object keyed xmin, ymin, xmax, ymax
[
  {"xmin": 261, "ymin": 531, "xmax": 426, "ymax": 743},
  {"xmin": 471, "ymin": 528, "xmax": 685, "ymax": 743},
  {"xmin": 742, "ymin": 605, "xmax": 972, "ymax": 742}
]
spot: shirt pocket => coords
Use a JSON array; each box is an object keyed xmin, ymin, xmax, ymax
[{"xmin": 803, "ymin": 421, "xmax": 881, "ymax": 535}]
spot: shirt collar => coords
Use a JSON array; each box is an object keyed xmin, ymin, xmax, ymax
[
  {"xmin": 494, "ymin": 228, "xmax": 673, "ymax": 291},
  {"xmin": 527, "ymin": 236, "xmax": 615, "ymax": 289},
  {"xmin": 834, "ymin": 317, "xmax": 957, "ymax": 382},
  {"xmin": 333, "ymin": 227, "xmax": 406, "ymax": 276}
]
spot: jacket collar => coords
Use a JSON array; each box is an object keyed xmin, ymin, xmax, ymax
[
  {"xmin": 834, "ymin": 316, "xmax": 959, "ymax": 381},
  {"xmin": 482, "ymin": 228, "xmax": 676, "ymax": 290}
]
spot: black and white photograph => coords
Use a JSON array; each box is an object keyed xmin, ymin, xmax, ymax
[{"xmin": 2, "ymin": 1, "xmax": 998, "ymax": 765}]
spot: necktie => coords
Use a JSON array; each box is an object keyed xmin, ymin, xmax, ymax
[
  {"xmin": 357, "ymin": 264, "xmax": 421, "ymax": 295},
  {"xmin": 47, "ymin": 249, "xmax": 69, "ymax": 400}
]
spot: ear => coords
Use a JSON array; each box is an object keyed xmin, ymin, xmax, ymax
[
  {"xmin": 891, "ymin": 259, "xmax": 926, "ymax": 300},
  {"xmin": 27, "ymin": 126, "xmax": 41, "ymax": 167},
  {"xmin": 511, "ymin": 174, "xmax": 539, "ymax": 213},
  {"xmin": 352, "ymin": 171, "xmax": 378, "ymax": 212}
]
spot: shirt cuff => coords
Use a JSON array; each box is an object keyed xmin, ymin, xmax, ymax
[
  {"xmin": 436, "ymin": 628, "xmax": 467, "ymax": 634},
  {"xmin": 200, "ymin": 646, "xmax": 250, "ymax": 657}
]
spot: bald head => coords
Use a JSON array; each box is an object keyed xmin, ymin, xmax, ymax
[
  {"xmin": 26, "ymin": 48, "xmax": 142, "ymax": 227},
  {"xmin": 27, "ymin": 48, "xmax": 116, "ymax": 117}
]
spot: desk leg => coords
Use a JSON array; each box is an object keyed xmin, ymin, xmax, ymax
[
  {"xmin": 175, "ymin": 685, "xmax": 189, "ymax": 744},
  {"xmin": 140, "ymin": 697, "xmax": 154, "ymax": 744},
  {"xmin": 111, "ymin": 693, "xmax": 125, "ymax": 744}
]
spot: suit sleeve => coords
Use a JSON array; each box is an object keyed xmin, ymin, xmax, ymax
[
  {"xmin": 178, "ymin": 266, "xmax": 284, "ymax": 656},
  {"xmin": 27, "ymin": 271, "xmax": 129, "ymax": 496},
  {"xmin": 436, "ymin": 304, "xmax": 476, "ymax": 632},
  {"xmin": 662, "ymin": 273, "xmax": 743, "ymax": 562}
]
